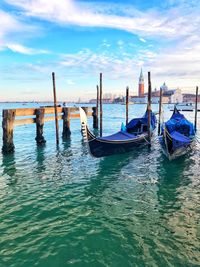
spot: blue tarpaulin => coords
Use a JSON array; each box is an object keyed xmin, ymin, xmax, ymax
[
  {"xmin": 99, "ymin": 131, "xmax": 136, "ymax": 141},
  {"xmin": 165, "ymin": 111, "xmax": 195, "ymax": 137},
  {"xmin": 126, "ymin": 111, "xmax": 156, "ymax": 133}
]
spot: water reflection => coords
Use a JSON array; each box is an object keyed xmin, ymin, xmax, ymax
[
  {"xmin": 51, "ymin": 140, "xmax": 73, "ymax": 182},
  {"xmin": 155, "ymin": 154, "xmax": 200, "ymax": 264},
  {"xmin": 36, "ymin": 146, "xmax": 46, "ymax": 173},
  {"xmin": 84, "ymin": 148, "xmax": 146, "ymax": 198},
  {"xmin": 1, "ymin": 153, "xmax": 17, "ymax": 185},
  {"xmin": 157, "ymin": 155, "xmax": 191, "ymax": 210}
]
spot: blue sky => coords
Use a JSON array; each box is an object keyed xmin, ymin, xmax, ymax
[{"xmin": 0, "ymin": 0, "xmax": 200, "ymax": 101}]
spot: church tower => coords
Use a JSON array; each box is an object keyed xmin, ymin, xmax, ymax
[{"xmin": 138, "ymin": 69, "xmax": 144, "ymax": 96}]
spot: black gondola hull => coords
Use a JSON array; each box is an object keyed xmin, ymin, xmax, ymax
[
  {"xmin": 159, "ymin": 131, "xmax": 195, "ymax": 160},
  {"xmin": 87, "ymin": 128, "xmax": 148, "ymax": 158}
]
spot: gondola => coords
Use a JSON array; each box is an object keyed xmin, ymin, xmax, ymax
[
  {"xmin": 159, "ymin": 107, "xmax": 196, "ymax": 160},
  {"xmin": 79, "ymin": 107, "xmax": 156, "ymax": 158}
]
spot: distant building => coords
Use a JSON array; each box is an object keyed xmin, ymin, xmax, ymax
[
  {"xmin": 138, "ymin": 69, "xmax": 144, "ymax": 97},
  {"xmin": 142, "ymin": 83, "xmax": 182, "ymax": 104},
  {"xmin": 157, "ymin": 83, "xmax": 183, "ymax": 103},
  {"xmin": 160, "ymin": 82, "xmax": 168, "ymax": 92},
  {"xmin": 183, "ymin": 93, "xmax": 200, "ymax": 103},
  {"xmin": 130, "ymin": 95, "xmax": 147, "ymax": 104},
  {"xmin": 102, "ymin": 98, "xmax": 113, "ymax": 104},
  {"xmin": 113, "ymin": 97, "xmax": 123, "ymax": 103},
  {"xmin": 103, "ymin": 93, "xmax": 112, "ymax": 99},
  {"xmin": 89, "ymin": 99, "xmax": 97, "ymax": 104},
  {"xmin": 151, "ymin": 87, "xmax": 160, "ymax": 97}
]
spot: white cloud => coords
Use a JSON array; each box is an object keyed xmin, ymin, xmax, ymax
[
  {"xmin": 0, "ymin": 9, "xmax": 42, "ymax": 53},
  {"xmin": 5, "ymin": 0, "xmax": 200, "ymax": 39},
  {"xmin": 60, "ymin": 48, "xmax": 142, "ymax": 79},
  {"xmin": 6, "ymin": 43, "xmax": 49, "ymax": 55},
  {"xmin": 101, "ymin": 39, "xmax": 111, "ymax": 48},
  {"xmin": 2, "ymin": 0, "xmax": 200, "ymax": 93},
  {"xmin": 117, "ymin": 40, "xmax": 124, "ymax": 46},
  {"xmin": 139, "ymin": 38, "xmax": 146, "ymax": 43},
  {"xmin": 58, "ymin": 41, "xmax": 200, "ymax": 90},
  {"xmin": 145, "ymin": 40, "xmax": 200, "ymax": 88},
  {"xmin": 0, "ymin": 10, "xmax": 23, "ymax": 38}
]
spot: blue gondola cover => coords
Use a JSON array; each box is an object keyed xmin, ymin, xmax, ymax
[
  {"xmin": 160, "ymin": 108, "xmax": 196, "ymax": 159},
  {"xmin": 126, "ymin": 111, "xmax": 156, "ymax": 133},
  {"xmin": 165, "ymin": 112, "xmax": 195, "ymax": 137}
]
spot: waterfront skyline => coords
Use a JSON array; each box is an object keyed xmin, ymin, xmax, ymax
[{"xmin": 0, "ymin": 0, "xmax": 200, "ymax": 101}]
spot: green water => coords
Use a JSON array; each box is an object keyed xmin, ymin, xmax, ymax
[{"xmin": 0, "ymin": 103, "xmax": 200, "ymax": 267}]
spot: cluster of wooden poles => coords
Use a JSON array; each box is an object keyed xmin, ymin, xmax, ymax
[
  {"xmin": 1, "ymin": 72, "xmax": 98, "ymax": 154},
  {"xmin": 2, "ymin": 71, "xmax": 198, "ymax": 154},
  {"xmin": 98, "ymin": 71, "xmax": 199, "ymax": 146}
]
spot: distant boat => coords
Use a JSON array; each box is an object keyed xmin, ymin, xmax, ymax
[
  {"xmin": 169, "ymin": 103, "xmax": 194, "ymax": 111},
  {"xmin": 159, "ymin": 107, "xmax": 196, "ymax": 160},
  {"xmin": 121, "ymin": 102, "xmax": 134, "ymax": 105},
  {"xmin": 79, "ymin": 107, "xmax": 156, "ymax": 158}
]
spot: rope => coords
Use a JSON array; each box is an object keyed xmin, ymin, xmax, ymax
[
  {"xmin": 142, "ymin": 134, "xmax": 151, "ymax": 144},
  {"xmin": 164, "ymin": 127, "xmax": 173, "ymax": 141}
]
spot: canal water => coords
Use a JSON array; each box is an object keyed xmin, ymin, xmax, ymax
[{"xmin": 0, "ymin": 103, "xmax": 200, "ymax": 267}]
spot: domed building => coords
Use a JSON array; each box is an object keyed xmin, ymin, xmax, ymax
[{"xmin": 160, "ymin": 82, "xmax": 168, "ymax": 92}]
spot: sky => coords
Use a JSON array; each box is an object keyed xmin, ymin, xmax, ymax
[{"xmin": 0, "ymin": 0, "xmax": 200, "ymax": 101}]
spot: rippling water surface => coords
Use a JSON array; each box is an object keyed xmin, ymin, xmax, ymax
[{"xmin": 0, "ymin": 103, "xmax": 200, "ymax": 267}]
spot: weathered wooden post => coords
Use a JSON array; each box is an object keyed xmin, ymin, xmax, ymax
[
  {"xmin": 147, "ymin": 72, "xmax": 152, "ymax": 145},
  {"xmin": 62, "ymin": 107, "xmax": 71, "ymax": 139},
  {"xmin": 96, "ymin": 85, "xmax": 99, "ymax": 128},
  {"xmin": 126, "ymin": 86, "xmax": 129, "ymax": 125},
  {"xmin": 52, "ymin": 72, "xmax": 59, "ymax": 145},
  {"xmin": 2, "ymin": 109, "xmax": 16, "ymax": 153},
  {"xmin": 100, "ymin": 73, "xmax": 103, "ymax": 137},
  {"xmin": 158, "ymin": 87, "xmax": 163, "ymax": 135},
  {"xmin": 92, "ymin": 107, "xmax": 98, "ymax": 129},
  {"xmin": 194, "ymin": 86, "xmax": 198, "ymax": 132},
  {"xmin": 35, "ymin": 108, "xmax": 46, "ymax": 145}
]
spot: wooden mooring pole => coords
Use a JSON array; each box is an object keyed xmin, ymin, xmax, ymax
[
  {"xmin": 92, "ymin": 107, "xmax": 98, "ymax": 129},
  {"xmin": 2, "ymin": 109, "xmax": 16, "ymax": 154},
  {"xmin": 158, "ymin": 87, "xmax": 163, "ymax": 135},
  {"xmin": 35, "ymin": 108, "xmax": 46, "ymax": 145},
  {"xmin": 52, "ymin": 72, "xmax": 59, "ymax": 145},
  {"xmin": 147, "ymin": 72, "xmax": 152, "ymax": 145},
  {"xmin": 100, "ymin": 73, "xmax": 103, "ymax": 137},
  {"xmin": 62, "ymin": 107, "xmax": 71, "ymax": 139},
  {"xmin": 94, "ymin": 85, "xmax": 99, "ymax": 129},
  {"xmin": 194, "ymin": 86, "xmax": 198, "ymax": 132},
  {"xmin": 126, "ymin": 86, "xmax": 129, "ymax": 125}
]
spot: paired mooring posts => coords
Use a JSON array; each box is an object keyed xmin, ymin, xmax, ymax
[
  {"xmin": 52, "ymin": 72, "xmax": 59, "ymax": 145},
  {"xmin": 97, "ymin": 71, "xmax": 153, "ymax": 146},
  {"xmin": 99, "ymin": 73, "xmax": 103, "ymax": 137},
  {"xmin": 126, "ymin": 86, "xmax": 129, "ymax": 125},
  {"xmin": 147, "ymin": 71, "xmax": 152, "ymax": 145},
  {"xmin": 2, "ymin": 106, "xmax": 98, "ymax": 154},
  {"xmin": 194, "ymin": 86, "xmax": 199, "ymax": 132},
  {"xmin": 158, "ymin": 87, "xmax": 163, "ymax": 136}
]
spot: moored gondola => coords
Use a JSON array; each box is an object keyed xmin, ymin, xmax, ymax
[
  {"xmin": 159, "ymin": 107, "xmax": 196, "ymax": 160},
  {"xmin": 79, "ymin": 107, "xmax": 156, "ymax": 158}
]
